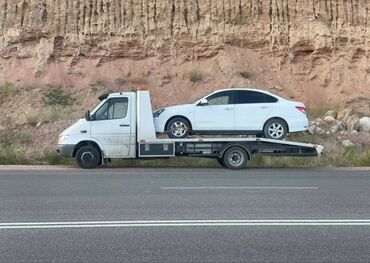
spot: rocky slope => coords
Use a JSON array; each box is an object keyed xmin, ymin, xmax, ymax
[
  {"xmin": 1, "ymin": 0, "xmax": 370, "ymax": 165},
  {"xmin": 0, "ymin": 0, "xmax": 370, "ymax": 106}
]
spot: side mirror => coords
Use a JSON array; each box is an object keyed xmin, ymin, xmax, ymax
[
  {"xmin": 85, "ymin": 110, "xmax": 92, "ymax": 121},
  {"xmin": 199, "ymin": 99, "xmax": 208, "ymax": 106}
]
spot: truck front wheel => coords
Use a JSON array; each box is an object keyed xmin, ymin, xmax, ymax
[
  {"xmin": 75, "ymin": 145, "xmax": 101, "ymax": 169},
  {"xmin": 222, "ymin": 146, "xmax": 248, "ymax": 170}
]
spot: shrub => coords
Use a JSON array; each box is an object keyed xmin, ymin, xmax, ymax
[
  {"xmin": 94, "ymin": 78, "xmax": 106, "ymax": 85},
  {"xmin": 188, "ymin": 69, "xmax": 203, "ymax": 83},
  {"xmin": 24, "ymin": 112, "xmax": 40, "ymax": 127},
  {"xmin": 239, "ymin": 71, "xmax": 250, "ymax": 79},
  {"xmin": 0, "ymin": 82, "xmax": 17, "ymax": 102},
  {"xmin": 42, "ymin": 88, "xmax": 75, "ymax": 106},
  {"xmin": 0, "ymin": 147, "xmax": 30, "ymax": 165}
]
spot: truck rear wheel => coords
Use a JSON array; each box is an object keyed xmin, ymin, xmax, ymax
[
  {"xmin": 217, "ymin": 158, "xmax": 226, "ymax": 168},
  {"xmin": 222, "ymin": 146, "xmax": 248, "ymax": 170},
  {"xmin": 75, "ymin": 145, "xmax": 101, "ymax": 169}
]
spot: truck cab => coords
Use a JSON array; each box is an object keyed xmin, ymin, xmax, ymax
[{"xmin": 57, "ymin": 92, "xmax": 138, "ymax": 168}]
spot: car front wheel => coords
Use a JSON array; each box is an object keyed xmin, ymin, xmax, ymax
[
  {"xmin": 263, "ymin": 119, "xmax": 288, "ymax": 140},
  {"xmin": 166, "ymin": 117, "xmax": 191, "ymax": 139}
]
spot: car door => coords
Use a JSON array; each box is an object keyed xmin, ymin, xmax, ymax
[
  {"xmin": 194, "ymin": 90, "xmax": 235, "ymax": 131},
  {"xmin": 90, "ymin": 97, "xmax": 131, "ymax": 158},
  {"xmin": 234, "ymin": 90, "xmax": 276, "ymax": 131}
]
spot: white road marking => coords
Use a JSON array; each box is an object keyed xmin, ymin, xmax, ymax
[
  {"xmin": 161, "ymin": 187, "xmax": 319, "ymax": 190},
  {"xmin": 1, "ymin": 220, "xmax": 370, "ymax": 229}
]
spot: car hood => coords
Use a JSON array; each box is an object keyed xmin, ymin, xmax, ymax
[{"xmin": 164, "ymin": 104, "xmax": 193, "ymax": 111}]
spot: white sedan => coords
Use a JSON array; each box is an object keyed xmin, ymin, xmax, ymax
[{"xmin": 153, "ymin": 88, "xmax": 308, "ymax": 140}]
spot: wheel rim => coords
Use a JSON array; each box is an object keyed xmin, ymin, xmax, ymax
[
  {"xmin": 81, "ymin": 151, "xmax": 95, "ymax": 165},
  {"xmin": 268, "ymin": 123, "xmax": 284, "ymax": 139},
  {"xmin": 228, "ymin": 151, "xmax": 244, "ymax": 166},
  {"xmin": 170, "ymin": 121, "xmax": 188, "ymax": 137}
]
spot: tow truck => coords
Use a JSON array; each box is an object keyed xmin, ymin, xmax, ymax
[{"xmin": 57, "ymin": 91, "xmax": 323, "ymax": 169}]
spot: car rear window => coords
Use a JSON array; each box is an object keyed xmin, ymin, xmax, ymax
[{"xmin": 235, "ymin": 91, "xmax": 278, "ymax": 104}]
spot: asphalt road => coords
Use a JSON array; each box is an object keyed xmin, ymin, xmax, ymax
[{"xmin": 1, "ymin": 168, "xmax": 370, "ymax": 263}]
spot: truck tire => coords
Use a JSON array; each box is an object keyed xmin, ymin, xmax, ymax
[
  {"xmin": 263, "ymin": 119, "xmax": 288, "ymax": 140},
  {"xmin": 217, "ymin": 158, "xmax": 226, "ymax": 168},
  {"xmin": 75, "ymin": 145, "xmax": 101, "ymax": 169},
  {"xmin": 222, "ymin": 146, "xmax": 248, "ymax": 170},
  {"xmin": 166, "ymin": 117, "xmax": 191, "ymax": 139}
]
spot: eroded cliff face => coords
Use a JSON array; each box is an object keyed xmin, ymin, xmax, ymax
[{"xmin": 0, "ymin": 0, "xmax": 370, "ymax": 104}]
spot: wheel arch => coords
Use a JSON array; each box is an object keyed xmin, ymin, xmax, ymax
[
  {"xmin": 263, "ymin": 117, "xmax": 290, "ymax": 133},
  {"xmin": 164, "ymin": 115, "xmax": 193, "ymax": 132},
  {"xmin": 73, "ymin": 140, "xmax": 103, "ymax": 159}
]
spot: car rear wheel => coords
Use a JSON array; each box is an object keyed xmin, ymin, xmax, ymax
[
  {"xmin": 76, "ymin": 145, "xmax": 101, "ymax": 169},
  {"xmin": 263, "ymin": 119, "xmax": 287, "ymax": 140},
  {"xmin": 166, "ymin": 117, "xmax": 191, "ymax": 139},
  {"xmin": 222, "ymin": 146, "xmax": 248, "ymax": 170}
]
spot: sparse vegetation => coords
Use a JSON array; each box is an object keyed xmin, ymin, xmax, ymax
[
  {"xmin": 0, "ymin": 82, "xmax": 18, "ymax": 102},
  {"xmin": 35, "ymin": 151, "xmax": 74, "ymax": 165},
  {"xmin": 307, "ymin": 102, "xmax": 340, "ymax": 120},
  {"xmin": 0, "ymin": 127, "xmax": 33, "ymax": 146},
  {"xmin": 239, "ymin": 71, "xmax": 250, "ymax": 79},
  {"xmin": 42, "ymin": 87, "xmax": 75, "ymax": 106},
  {"xmin": 188, "ymin": 69, "xmax": 203, "ymax": 83},
  {"xmin": 24, "ymin": 112, "xmax": 40, "ymax": 127},
  {"xmin": 346, "ymin": 95, "xmax": 370, "ymax": 104},
  {"xmin": 94, "ymin": 78, "xmax": 106, "ymax": 85},
  {"xmin": 0, "ymin": 147, "xmax": 30, "ymax": 165},
  {"xmin": 41, "ymin": 106, "xmax": 75, "ymax": 123},
  {"xmin": 115, "ymin": 78, "xmax": 127, "ymax": 86}
]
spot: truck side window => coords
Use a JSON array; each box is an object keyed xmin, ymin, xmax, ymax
[{"xmin": 94, "ymin": 98, "xmax": 129, "ymax": 120}]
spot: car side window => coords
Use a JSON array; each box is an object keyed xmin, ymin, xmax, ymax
[
  {"xmin": 235, "ymin": 91, "xmax": 278, "ymax": 104},
  {"xmin": 94, "ymin": 98, "xmax": 129, "ymax": 120},
  {"xmin": 206, "ymin": 91, "xmax": 234, "ymax": 105}
]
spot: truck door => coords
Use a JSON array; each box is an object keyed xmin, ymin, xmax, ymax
[{"xmin": 90, "ymin": 96, "xmax": 131, "ymax": 158}]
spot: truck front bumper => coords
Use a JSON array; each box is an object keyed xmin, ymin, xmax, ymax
[{"xmin": 56, "ymin": 144, "xmax": 75, "ymax": 157}]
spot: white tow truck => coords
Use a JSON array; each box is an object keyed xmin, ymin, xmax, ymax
[{"xmin": 57, "ymin": 91, "xmax": 323, "ymax": 169}]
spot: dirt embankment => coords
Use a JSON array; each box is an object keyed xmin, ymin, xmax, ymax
[{"xmin": 0, "ymin": 1, "xmax": 370, "ymax": 164}]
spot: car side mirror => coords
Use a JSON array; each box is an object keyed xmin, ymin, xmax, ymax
[
  {"xmin": 199, "ymin": 99, "xmax": 208, "ymax": 106},
  {"xmin": 85, "ymin": 110, "xmax": 92, "ymax": 121}
]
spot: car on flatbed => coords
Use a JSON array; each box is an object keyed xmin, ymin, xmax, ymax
[{"xmin": 153, "ymin": 88, "xmax": 308, "ymax": 140}]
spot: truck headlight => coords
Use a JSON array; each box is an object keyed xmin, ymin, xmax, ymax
[
  {"xmin": 58, "ymin": 135, "xmax": 69, "ymax": 144},
  {"xmin": 153, "ymin": 109, "xmax": 165, "ymax": 118}
]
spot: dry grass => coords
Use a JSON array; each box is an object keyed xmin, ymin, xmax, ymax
[{"xmin": 41, "ymin": 106, "xmax": 76, "ymax": 123}]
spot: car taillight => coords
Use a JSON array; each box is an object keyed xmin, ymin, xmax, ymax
[{"xmin": 296, "ymin": 106, "xmax": 306, "ymax": 114}]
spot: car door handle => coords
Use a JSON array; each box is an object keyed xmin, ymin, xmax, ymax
[
  {"xmin": 224, "ymin": 107, "xmax": 233, "ymax": 111},
  {"xmin": 260, "ymin": 106, "xmax": 270, "ymax": 109},
  {"xmin": 120, "ymin": 124, "xmax": 130, "ymax": 127}
]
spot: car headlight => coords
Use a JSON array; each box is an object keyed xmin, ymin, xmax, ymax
[{"xmin": 153, "ymin": 108, "xmax": 165, "ymax": 118}]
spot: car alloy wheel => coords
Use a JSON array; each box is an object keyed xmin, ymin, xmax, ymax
[
  {"xmin": 167, "ymin": 117, "xmax": 191, "ymax": 138},
  {"xmin": 268, "ymin": 123, "xmax": 285, "ymax": 139},
  {"xmin": 171, "ymin": 121, "xmax": 188, "ymax": 137}
]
